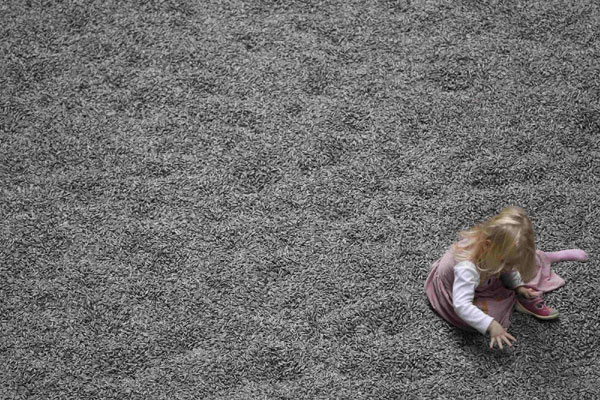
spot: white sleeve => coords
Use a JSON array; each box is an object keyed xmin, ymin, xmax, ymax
[
  {"xmin": 500, "ymin": 270, "xmax": 525, "ymax": 289},
  {"xmin": 453, "ymin": 261, "xmax": 495, "ymax": 335}
]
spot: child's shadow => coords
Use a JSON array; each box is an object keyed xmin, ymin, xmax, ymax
[
  {"xmin": 451, "ymin": 313, "xmax": 560, "ymax": 357},
  {"xmin": 451, "ymin": 327, "xmax": 517, "ymax": 359}
]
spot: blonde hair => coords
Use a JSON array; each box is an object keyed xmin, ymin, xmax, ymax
[{"xmin": 452, "ymin": 206, "xmax": 537, "ymax": 282}]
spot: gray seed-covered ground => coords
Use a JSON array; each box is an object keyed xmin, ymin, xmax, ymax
[{"xmin": 1, "ymin": 0, "xmax": 599, "ymax": 398}]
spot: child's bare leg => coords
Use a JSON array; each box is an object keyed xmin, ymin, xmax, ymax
[{"xmin": 545, "ymin": 249, "xmax": 588, "ymax": 263}]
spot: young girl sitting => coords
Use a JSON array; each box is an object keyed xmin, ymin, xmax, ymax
[{"xmin": 425, "ymin": 205, "xmax": 589, "ymax": 349}]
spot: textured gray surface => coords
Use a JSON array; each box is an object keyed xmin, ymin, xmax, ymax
[{"xmin": 1, "ymin": 0, "xmax": 599, "ymax": 398}]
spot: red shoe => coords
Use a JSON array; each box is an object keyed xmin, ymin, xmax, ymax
[{"xmin": 515, "ymin": 296, "xmax": 559, "ymax": 320}]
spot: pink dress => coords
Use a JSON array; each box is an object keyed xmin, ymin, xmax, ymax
[{"xmin": 424, "ymin": 241, "xmax": 566, "ymax": 332}]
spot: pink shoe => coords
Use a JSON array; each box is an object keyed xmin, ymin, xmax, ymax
[{"xmin": 515, "ymin": 296, "xmax": 559, "ymax": 320}]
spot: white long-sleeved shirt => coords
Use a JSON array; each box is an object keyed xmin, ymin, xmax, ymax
[
  {"xmin": 452, "ymin": 261, "xmax": 494, "ymax": 335},
  {"xmin": 453, "ymin": 261, "xmax": 526, "ymax": 334},
  {"xmin": 500, "ymin": 270, "xmax": 525, "ymax": 289}
]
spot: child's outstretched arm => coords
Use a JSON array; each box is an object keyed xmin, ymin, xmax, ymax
[
  {"xmin": 452, "ymin": 261, "xmax": 494, "ymax": 335},
  {"xmin": 453, "ymin": 261, "xmax": 517, "ymax": 349},
  {"xmin": 488, "ymin": 320, "xmax": 516, "ymax": 349}
]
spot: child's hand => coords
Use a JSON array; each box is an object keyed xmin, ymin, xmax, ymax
[
  {"xmin": 488, "ymin": 320, "xmax": 516, "ymax": 349},
  {"xmin": 516, "ymin": 286, "xmax": 541, "ymax": 299}
]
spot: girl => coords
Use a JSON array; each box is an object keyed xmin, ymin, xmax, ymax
[{"xmin": 425, "ymin": 206, "xmax": 589, "ymax": 349}]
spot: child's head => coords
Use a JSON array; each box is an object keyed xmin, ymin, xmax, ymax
[{"xmin": 454, "ymin": 206, "xmax": 537, "ymax": 281}]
